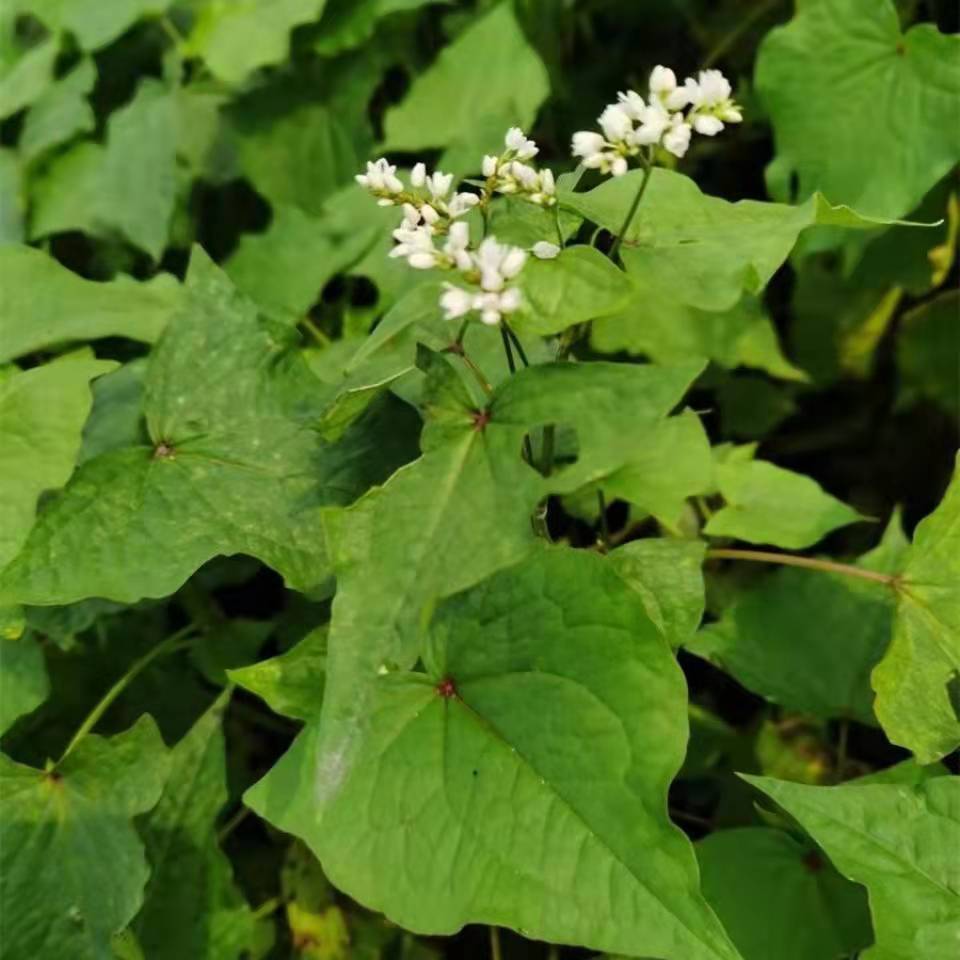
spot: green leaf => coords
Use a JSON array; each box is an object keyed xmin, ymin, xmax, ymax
[
  {"xmin": 78, "ymin": 360, "xmax": 149, "ymax": 465},
  {"xmin": 755, "ymin": 0, "xmax": 960, "ymax": 219},
  {"xmin": 0, "ymin": 32, "xmax": 57, "ymax": 119},
  {"xmin": 228, "ymin": 625, "xmax": 326, "ymax": 720},
  {"xmin": 593, "ymin": 286, "xmax": 806, "ymax": 381},
  {"xmin": 30, "ymin": 80, "xmax": 178, "ymax": 260},
  {"xmin": 227, "ymin": 203, "xmax": 376, "ymax": 320},
  {"xmin": 232, "ymin": 98, "xmax": 361, "ymax": 217},
  {"xmin": 248, "ymin": 549, "xmax": 742, "ymax": 960},
  {"xmin": 382, "ymin": 2, "xmax": 549, "ymax": 161},
  {"xmin": 134, "ymin": 692, "xmax": 255, "ymax": 959},
  {"xmin": 697, "ymin": 827, "xmax": 872, "ymax": 960},
  {"xmin": 20, "ymin": 57, "xmax": 96, "ymax": 164},
  {"xmin": 185, "ymin": 0, "xmax": 327, "ymax": 85},
  {"xmin": 0, "ymin": 716, "xmax": 169, "ymax": 960},
  {"xmin": 873, "ymin": 453, "xmax": 960, "ymax": 761},
  {"xmin": 24, "ymin": 0, "xmax": 174, "ymax": 51},
  {"xmin": 516, "ymin": 245, "xmax": 634, "ymax": 336},
  {"xmin": 609, "ymin": 538, "xmax": 706, "ymax": 649},
  {"xmin": 704, "ymin": 446, "xmax": 862, "ymax": 549},
  {"xmin": 896, "ymin": 291, "xmax": 959, "ymax": 419},
  {"xmin": 0, "ymin": 249, "xmax": 416, "ymax": 606},
  {"xmin": 313, "ymin": 0, "xmax": 444, "ymax": 56},
  {"xmin": 0, "ymin": 148, "xmax": 25, "ymax": 242},
  {"xmin": 0, "ymin": 633, "xmax": 49, "ymax": 734},
  {"xmin": 744, "ymin": 774, "xmax": 960, "ymax": 960},
  {"xmin": 690, "ymin": 514, "xmax": 908, "ymax": 723},
  {"xmin": 0, "ymin": 354, "xmax": 117, "ymax": 568},
  {"xmin": 561, "ymin": 168, "xmax": 929, "ymax": 312},
  {"xmin": 0, "ymin": 246, "xmax": 182, "ymax": 363}
]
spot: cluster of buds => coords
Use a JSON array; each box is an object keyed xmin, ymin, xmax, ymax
[
  {"xmin": 481, "ymin": 127, "xmax": 557, "ymax": 207},
  {"xmin": 572, "ymin": 65, "xmax": 742, "ymax": 172},
  {"xmin": 355, "ymin": 159, "xmax": 479, "ymax": 221},
  {"xmin": 440, "ymin": 236, "xmax": 528, "ymax": 326}
]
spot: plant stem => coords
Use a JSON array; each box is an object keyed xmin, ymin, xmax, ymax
[
  {"xmin": 609, "ymin": 153, "xmax": 653, "ymax": 263},
  {"xmin": 489, "ymin": 927, "xmax": 503, "ymax": 960},
  {"xmin": 705, "ymin": 548, "xmax": 897, "ymax": 586},
  {"xmin": 500, "ymin": 327, "xmax": 535, "ymax": 463},
  {"xmin": 250, "ymin": 896, "xmax": 284, "ymax": 922},
  {"xmin": 301, "ymin": 316, "xmax": 331, "ymax": 347},
  {"xmin": 503, "ymin": 321, "xmax": 530, "ymax": 367},
  {"xmin": 59, "ymin": 626, "xmax": 196, "ymax": 763},
  {"xmin": 835, "ymin": 718, "xmax": 850, "ymax": 780},
  {"xmin": 596, "ymin": 490, "xmax": 611, "ymax": 551},
  {"xmin": 216, "ymin": 805, "xmax": 251, "ymax": 844},
  {"xmin": 455, "ymin": 317, "xmax": 470, "ymax": 346},
  {"xmin": 448, "ymin": 341, "xmax": 493, "ymax": 396},
  {"xmin": 703, "ymin": 0, "xmax": 782, "ymax": 68}
]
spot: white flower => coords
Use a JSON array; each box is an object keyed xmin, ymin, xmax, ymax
[
  {"xmin": 426, "ymin": 170, "xmax": 454, "ymax": 201},
  {"xmin": 410, "ymin": 162, "xmax": 427, "ymax": 188},
  {"xmin": 617, "ymin": 89, "xmax": 646, "ymax": 121},
  {"xmin": 649, "ymin": 65, "xmax": 676, "ymax": 95},
  {"xmin": 505, "ymin": 127, "xmax": 538, "ymax": 159},
  {"xmin": 633, "ymin": 98, "xmax": 671, "ymax": 145},
  {"xmin": 572, "ymin": 130, "xmax": 605, "ymax": 160},
  {"xmin": 474, "ymin": 237, "xmax": 527, "ymax": 292},
  {"xmin": 693, "ymin": 114, "xmax": 724, "ymax": 136},
  {"xmin": 611, "ymin": 155, "xmax": 629, "ymax": 176},
  {"xmin": 598, "ymin": 103, "xmax": 632, "ymax": 142},
  {"xmin": 474, "ymin": 289, "xmax": 523, "ymax": 326},
  {"xmin": 440, "ymin": 284, "xmax": 474, "ymax": 319},
  {"xmin": 390, "ymin": 223, "xmax": 437, "ymax": 268},
  {"xmin": 421, "ymin": 203, "xmax": 440, "ymax": 224},
  {"xmin": 356, "ymin": 158, "xmax": 403, "ymax": 195},
  {"xmin": 447, "ymin": 191, "xmax": 480, "ymax": 218},
  {"xmin": 663, "ymin": 120, "xmax": 692, "ymax": 158},
  {"xmin": 532, "ymin": 241, "xmax": 560, "ymax": 259},
  {"xmin": 696, "ymin": 69, "xmax": 732, "ymax": 107},
  {"xmin": 482, "ymin": 154, "xmax": 498, "ymax": 178},
  {"xmin": 444, "ymin": 220, "xmax": 473, "ymax": 270}
]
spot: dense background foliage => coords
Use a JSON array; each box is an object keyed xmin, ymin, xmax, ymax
[{"xmin": 1, "ymin": 1, "xmax": 958, "ymax": 959}]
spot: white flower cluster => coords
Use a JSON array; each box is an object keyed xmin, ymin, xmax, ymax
[
  {"xmin": 356, "ymin": 133, "xmax": 563, "ymax": 327},
  {"xmin": 572, "ymin": 65, "xmax": 742, "ymax": 172},
  {"xmin": 481, "ymin": 127, "xmax": 557, "ymax": 207}
]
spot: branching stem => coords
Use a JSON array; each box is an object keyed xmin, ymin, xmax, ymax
[
  {"xmin": 609, "ymin": 152, "xmax": 654, "ymax": 263},
  {"xmin": 706, "ymin": 548, "xmax": 897, "ymax": 587}
]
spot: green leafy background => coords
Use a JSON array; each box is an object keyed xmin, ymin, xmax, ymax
[{"xmin": 0, "ymin": 1, "xmax": 957, "ymax": 959}]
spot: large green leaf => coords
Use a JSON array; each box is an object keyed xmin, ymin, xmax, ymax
[
  {"xmin": 691, "ymin": 515, "xmax": 908, "ymax": 723},
  {"xmin": 0, "ymin": 31, "xmax": 57, "ymax": 119},
  {"xmin": 313, "ymin": 0, "xmax": 444, "ymax": 56},
  {"xmin": 704, "ymin": 446, "xmax": 862, "ymax": 549},
  {"xmin": 0, "ymin": 249, "xmax": 416, "ymax": 606},
  {"xmin": 0, "ymin": 716, "xmax": 169, "ymax": 960},
  {"xmin": 697, "ymin": 827, "xmax": 872, "ymax": 960},
  {"xmin": 0, "ymin": 353, "xmax": 116, "ymax": 568},
  {"xmin": 226, "ymin": 203, "xmax": 376, "ymax": 320},
  {"xmin": 592, "ymin": 286, "xmax": 805, "ymax": 381},
  {"xmin": 755, "ymin": 0, "xmax": 960, "ymax": 219},
  {"xmin": 19, "ymin": 57, "xmax": 96, "ymax": 164},
  {"xmin": 561, "ymin": 169, "xmax": 925, "ymax": 312},
  {"xmin": 134, "ymin": 692, "xmax": 254, "ymax": 959},
  {"xmin": 0, "ymin": 148, "xmax": 24, "ymax": 242},
  {"xmin": 745, "ymin": 775, "xmax": 960, "ymax": 960},
  {"xmin": 248, "ymin": 549, "xmax": 742, "ymax": 960},
  {"xmin": 382, "ymin": 1, "xmax": 549, "ymax": 163},
  {"xmin": 0, "ymin": 246, "xmax": 182, "ymax": 363},
  {"xmin": 872, "ymin": 454, "xmax": 960, "ymax": 762},
  {"xmin": 609, "ymin": 538, "xmax": 707, "ymax": 649},
  {"xmin": 186, "ymin": 0, "xmax": 327, "ymax": 85},
  {"xmin": 516, "ymin": 246, "xmax": 634, "ymax": 337},
  {"xmin": 30, "ymin": 80, "xmax": 177, "ymax": 260},
  {"xmin": 22, "ymin": 0, "xmax": 173, "ymax": 50}
]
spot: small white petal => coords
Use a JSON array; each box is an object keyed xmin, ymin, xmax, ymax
[
  {"xmin": 617, "ymin": 90, "xmax": 646, "ymax": 121},
  {"xmin": 572, "ymin": 130, "xmax": 606, "ymax": 158},
  {"xmin": 480, "ymin": 309, "xmax": 501, "ymax": 326},
  {"xmin": 664, "ymin": 87, "xmax": 690, "ymax": 111},
  {"xmin": 649, "ymin": 65, "xmax": 677, "ymax": 94},
  {"xmin": 385, "ymin": 174, "xmax": 404, "ymax": 194},
  {"xmin": 482, "ymin": 154, "xmax": 498, "ymax": 177},
  {"xmin": 693, "ymin": 114, "xmax": 724, "ymax": 136},
  {"xmin": 408, "ymin": 252, "xmax": 437, "ymax": 269},
  {"xmin": 421, "ymin": 204, "xmax": 440, "ymax": 224},
  {"xmin": 499, "ymin": 288, "xmax": 523, "ymax": 312},
  {"xmin": 611, "ymin": 155, "xmax": 629, "ymax": 176},
  {"xmin": 599, "ymin": 103, "xmax": 633, "ymax": 143},
  {"xmin": 440, "ymin": 284, "xmax": 473, "ymax": 319},
  {"xmin": 721, "ymin": 105, "xmax": 743, "ymax": 123},
  {"xmin": 501, "ymin": 247, "xmax": 527, "ymax": 278},
  {"xmin": 663, "ymin": 122, "xmax": 692, "ymax": 158},
  {"xmin": 410, "ymin": 162, "xmax": 426, "ymax": 187},
  {"xmin": 377, "ymin": 198, "xmax": 395, "ymax": 206},
  {"xmin": 532, "ymin": 241, "xmax": 560, "ymax": 260}
]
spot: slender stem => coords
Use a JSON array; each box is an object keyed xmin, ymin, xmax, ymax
[
  {"xmin": 547, "ymin": 947, "xmax": 560, "ymax": 960},
  {"xmin": 250, "ymin": 896, "xmax": 284, "ymax": 922},
  {"xmin": 596, "ymin": 490, "xmax": 611, "ymax": 551},
  {"xmin": 301, "ymin": 316, "xmax": 331, "ymax": 347},
  {"xmin": 552, "ymin": 205, "xmax": 564, "ymax": 246},
  {"xmin": 216, "ymin": 805, "xmax": 251, "ymax": 844},
  {"xmin": 455, "ymin": 317, "xmax": 470, "ymax": 346},
  {"xmin": 502, "ymin": 321, "xmax": 530, "ymax": 367},
  {"xmin": 540, "ymin": 424, "xmax": 556, "ymax": 477},
  {"xmin": 489, "ymin": 927, "xmax": 503, "ymax": 960},
  {"xmin": 835, "ymin": 718, "xmax": 850, "ymax": 780},
  {"xmin": 457, "ymin": 349, "xmax": 493, "ymax": 396},
  {"xmin": 59, "ymin": 626, "xmax": 196, "ymax": 763},
  {"xmin": 609, "ymin": 155, "xmax": 653, "ymax": 263},
  {"xmin": 500, "ymin": 326, "xmax": 518, "ymax": 376},
  {"xmin": 705, "ymin": 548, "xmax": 896, "ymax": 586},
  {"xmin": 670, "ymin": 807, "xmax": 713, "ymax": 828}
]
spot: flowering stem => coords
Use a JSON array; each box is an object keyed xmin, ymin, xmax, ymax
[
  {"xmin": 58, "ymin": 625, "xmax": 196, "ymax": 763},
  {"xmin": 705, "ymin": 548, "xmax": 897, "ymax": 587},
  {"xmin": 454, "ymin": 318, "xmax": 470, "ymax": 346},
  {"xmin": 502, "ymin": 321, "xmax": 530, "ymax": 367},
  {"xmin": 500, "ymin": 327, "xmax": 535, "ymax": 464},
  {"xmin": 609, "ymin": 153, "xmax": 654, "ymax": 263},
  {"xmin": 489, "ymin": 927, "xmax": 503, "ymax": 960},
  {"xmin": 447, "ymin": 341, "xmax": 493, "ymax": 396}
]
